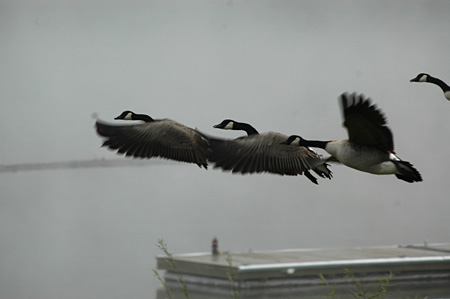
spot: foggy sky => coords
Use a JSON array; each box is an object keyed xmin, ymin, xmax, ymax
[{"xmin": 1, "ymin": 1, "xmax": 449, "ymax": 298}]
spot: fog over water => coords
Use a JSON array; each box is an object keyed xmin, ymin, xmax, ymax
[{"xmin": 1, "ymin": 1, "xmax": 449, "ymax": 298}]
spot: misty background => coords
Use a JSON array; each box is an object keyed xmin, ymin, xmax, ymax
[{"xmin": 1, "ymin": 1, "xmax": 449, "ymax": 298}]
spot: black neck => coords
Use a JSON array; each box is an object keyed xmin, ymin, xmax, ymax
[
  {"xmin": 133, "ymin": 114, "xmax": 154, "ymax": 122},
  {"xmin": 234, "ymin": 122, "xmax": 259, "ymax": 136},
  {"xmin": 428, "ymin": 76, "xmax": 450, "ymax": 92},
  {"xmin": 300, "ymin": 139, "xmax": 329, "ymax": 149}
]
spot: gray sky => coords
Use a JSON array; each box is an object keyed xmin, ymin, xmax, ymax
[{"xmin": 1, "ymin": 1, "xmax": 450, "ymax": 298}]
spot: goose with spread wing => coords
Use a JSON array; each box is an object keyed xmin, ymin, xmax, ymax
[
  {"xmin": 281, "ymin": 93, "xmax": 422, "ymax": 183},
  {"xmin": 95, "ymin": 111, "xmax": 209, "ymax": 168},
  {"xmin": 208, "ymin": 119, "xmax": 332, "ymax": 184}
]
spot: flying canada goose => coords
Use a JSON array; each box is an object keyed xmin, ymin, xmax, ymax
[
  {"xmin": 410, "ymin": 73, "xmax": 450, "ymax": 101},
  {"xmin": 208, "ymin": 119, "xmax": 332, "ymax": 184},
  {"xmin": 281, "ymin": 93, "xmax": 422, "ymax": 183},
  {"xmin": 95, "ymin": 111, "xmax": 210, "ymax": 168}
]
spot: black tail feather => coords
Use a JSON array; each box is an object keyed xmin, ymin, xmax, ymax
[{"xmin": 393, "ymin": 160, "xmax": 422, "ymax": 183}]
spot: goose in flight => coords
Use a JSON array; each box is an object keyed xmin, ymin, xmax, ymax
[
  {"xmin": 95, "ymin": 111, "xmax": 210, "ymax": 168},
  {"xmin": 208, "ymin": 119, "xmax": 332, "ymax": 184},
  {"xmin": 410, "ymin": 73, "xmax": 450, "ymax": 101},
  {"xmin": 281, "ymin": 93, "xmax": 422, "ymax": 183}
]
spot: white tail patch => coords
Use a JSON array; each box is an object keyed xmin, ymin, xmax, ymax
[{"xmin": 389, "ymin": 153, "xmax": 401, "ymax": 161}]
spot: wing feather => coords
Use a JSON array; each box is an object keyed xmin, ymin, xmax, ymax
[
  {"xmin": 341, "ymin": 92, "xmax": 394, "ymax": 152},
  {"xmin": 95, "ymin": 119, "xmax": 209, "ymax": 168},
  {"xmin": 209, "ymin": 132, "xmax": 330, "ymax": 176}
]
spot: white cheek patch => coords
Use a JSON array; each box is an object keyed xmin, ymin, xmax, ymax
[
  {"xmin": 224, "ymin": 122, "xmax": 234, "ymax": 130},
  {"xmin": 419, "ymin": 74, "xmax": 428, "ymax": 82},
  {"xmin": 124, "ymin": 112, "xmax": 133, "ymax": 120},
  {"xmin": 291, "ymin": 137, "xmax": 300, "ymax": 146}
]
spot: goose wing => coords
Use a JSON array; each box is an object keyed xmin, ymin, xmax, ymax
[
  {"xmin": 341, "ymin": 93, "xmax": 394, "ymax": 152},
  {"xmin": 95, "ymin": 119, "xmax": 209, "ymax": 168},
  {"xmin": 209, "ymin": 132, "xmax": 327, "ymax": 176}
]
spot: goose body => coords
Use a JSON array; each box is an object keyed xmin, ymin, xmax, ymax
[
  {"xmin": 282, "ymin": 93, "xmax": 422, "ymax": 183},
  {"xmin": 410, "ymin": 73, "xmax": 450, "ymax": 101},
  {"xmin": 209, "ymin": 119, "xmax": 332, "ymax": 184},
  {"xmin": 95, "ymin": 111, "xmax": 209, "ymax": 168},
  {"xmin": 324, "ymin": 140, "xmax": 399, "ymax": 174}
]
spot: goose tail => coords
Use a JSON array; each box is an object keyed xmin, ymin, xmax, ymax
[{"xmin": 393, "ymin": 160, "xmax": 422, "ymax": 183}]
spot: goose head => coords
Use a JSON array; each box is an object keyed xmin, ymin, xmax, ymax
[
  {"xmin": 213, "ymin": 119, "xmax": 236, "ymax": 130},
  {"xmin": 114, "ymin": 111, "xmax": 153, "ymax": 122},
  {"xmin": 115, "ymin": 110, "xmax": 135, "ymax": 120},
  {"xmin": 410, "ymin": 73, "xmax": 429, "ymax": 83}
]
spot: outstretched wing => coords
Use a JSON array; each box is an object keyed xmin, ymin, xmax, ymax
[
  {"xmin": 340, "ymin": 92, "xmax": 394, "ymax": 152},
  {"xmin": 95, "ymin": 119, "xmax": 209, "ymax": 168},
  {"xmin": 209, "ymin": 132, "xmax": 330, "ymax": 177}
]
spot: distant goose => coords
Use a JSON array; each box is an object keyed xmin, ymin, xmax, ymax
[
  {"xmin": 208, "ymin": 119, "xmax": 332, "ymax": 184},
  {"xmin": 95, "ymin": 111, "xmax": 209, "ymax": 168},
  {"xmin": 281, "ymin": 93, "xmax": 422, "ymax": 183},
  {"xmin": 410, "ymin": 73, "xmax": 450, "ymax": 101}
]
